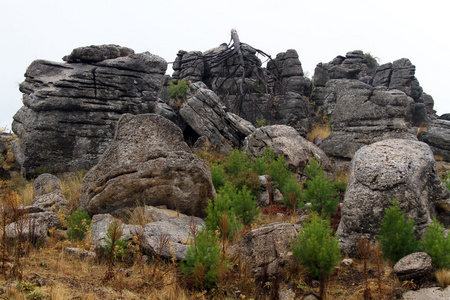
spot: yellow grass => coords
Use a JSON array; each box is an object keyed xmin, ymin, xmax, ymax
[
  {"xmin": 306, "ymin": 122, "xmax": 331, "ymax": 143},
  {"xmin": 435, "ymin": 269, "xmax": 450, "ymax": 288},
  {"xmin": 60, "ymin": 170, "xmax": 86, "ymax": 210}
]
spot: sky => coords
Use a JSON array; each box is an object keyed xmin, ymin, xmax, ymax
[{"xmin": 1, "ymin": 0, "xmax": 449, "ymax": 130}]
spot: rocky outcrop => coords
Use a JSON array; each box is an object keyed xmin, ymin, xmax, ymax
[
  {"xmin": 393, "ymin": 252, "xmax": 433, "ymax": 281},
  {"xmin": 79, "ymin": 113, "xmax": 216, "ymax": 218},
  {"xmin": 243, "ymin": 125, "xmax": 333, "ymax": 178},
  {"xmin": 403, "ymin": 286, "xmax": 450, "ymax": 300},
  {"xmin": 172, "ymin": 45, "xmax": 315, "ymax": 136},
  {"xmin": 228, "ymin": 222, "xmax": 302, "ymax": 279},
  {"xmin": 418, "ymin": 119, "xmax": 450, "ymax": 161},
  {"xmin": 12, "ymin": 45, "xmax": 167, "ymax": 176},
  {"xmin": 337, "ymin": 139, "xmax": 450, "ymax": 256},
  {"xmin": 5, "ymin": 211, "xmax": 61, "ymax": 243},
  {"xmin": 142, "ymin": 216, "xmax": 205, "ymax": 260},
  {"xmin": 179, "ymin": 82, "xmax": 255, "ymax": 152},
  {"xmin": 313, "ymin": 50, "xmax": 378, "ymax": 89},
  {"xmin": 90, "ymin": 214, "xmax": 204, "ymax": 260},
  {"xmin": 317, "ymin": 80, "xmax": 416, "ymax": 160},
  {"xmin": 33, "ymin": 173, "xmax": 61, "ymax": 196}
]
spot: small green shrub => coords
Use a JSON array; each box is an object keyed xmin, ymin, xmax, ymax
[
  {"xmin": 420, "ymin": 218, "xmax": 450, "ymax": 269},
  {"xmin": 304, "ymin": 173, "xmax": 338, "ymax": 216},
  {"xmin": 304, "ymin": 157, "xmax": 323, "ymax": 180},
  {"xmin": 100, "ymin": 220, "xmax": 132, "ymax": 262},
  {"xmin": 363, "ymin": 52, "xmax": 379, "ymax": 69},
  {"xmin": 168, "ymin": 79, "xmax": 189, "ymax": 99},
  {"xmin": 67, "ymin": 208, "xmax": 91, "ymax": 241},
  {"xmin": 378, "ymin": 199, "xmax": 419, "ymax": 263},
  {"xmin": 251, "ymin": 146, "xmax": 276, "ymax": 175},
  {"xmin": 282, "ymin": 175, "xmax": 304, "ymax": 210},
  {"xmin": 291, "ymin": 214, "xmax": 341, "ymax": 299},
  {"xmin": 267, "ymin": 155, "xmax": 292, "ymax": 190},
  {"xmin": 224, "ymin": 149, "xmax": 251, "ymax": 176},
  {"xmin": 229, "ymin": 169, "xmax": 261, "ymax": 197},
  {"xmin": 180, "ymin": 230, "xmax": 226, "ymax": 290},
  {"xmin": 225, "ymin": 183, "xmax": 260, "ymax": 226},
  {"xmin": 210, "ymin": 162, "xmax": 227, "ymax": 191},
  {"xmin": 205, "ymin": 185, "xmax": 243, "ymax": 240}
]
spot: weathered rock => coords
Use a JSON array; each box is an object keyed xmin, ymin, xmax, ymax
[
  {"xmin": 142, "ymin": 216, "xmax": 205, "ymax": 260},
  {"xmin": 63, "ymin": 45, "xmax": 135, "ymax": 63},
  {"xmin": 90, "ymin": 214, "xmax": 142, "ymax": 249},
  {"xmin": 243, "ymin": 125, "xmax": 333, "ymax": 178},
  {"xmin": 403, "ymin": 286, "xmax": 450, "ymax": 300},
  {"xmin": 12, "ymin": 46, "xmax": 167, "ymax": 176},
  {"xmin": 228, "ymin": 222, "xmax": 302, "ymax": 279},
  {"xmin": 313, "ymin": 50, "xmax": 378, "ymax": 88},
  {"xmin": 393, "ymin": 252, "xmax": 433, "ymax": 281},
  {"xmin": 418, "ymin": 119, "xmax": 450, "ymax": 162},
  {"xmin": 315, "ymin": 80, "xmax": 416, "ymax": 160},
  {"xmin": 33, "ymin": 173, "xmax": 62, "ymax": 196},
  {"xmin": 5, "ymin": 211, "xmax": 61, "ymax": 242},
  {"xmin": 179, "ymin": 82, "xmax": 255, "ymax": 152},
  {"xmin": 337, "ymin": 139, "xmax": 450, "ymax": 256},
  {"xmin": 128, "ymin": 205, "xmax": 187, "ymax": 223},
  {"xmin": 31, "ymin": 190, "xmax": 70, "ymax": 213},
  {"xmin": 80, "ymin": 113, "xmax": 215, "ymax": 218},
  {"xmin": 373, "ymin": 59, "xmax": 423, "ymax": 102}
]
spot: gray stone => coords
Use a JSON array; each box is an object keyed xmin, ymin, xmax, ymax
[
  {"xmin": 63, "ymin": 44, "xmax": 135, "ymax": 63},
  {"xmin": 393, "ymin": 252, "xmax": 433, "ymax": 281},
  {"xmin": 243, "ymin": 125, "xmax": 333, "ymax": 178},
  {"xmin": 65, "ymin": 247, "xmax": 97, "ymax": 260},
  {"xmin": 80, "ymin": 114, "xmax": 215, "ymax": 218},
  {"xmin": 5, "ymin": 211, "xmax": 61, "ymax": 243},
  {"xmin": 90, "ymin": 214, "xmax": 142, "ymax": 249},
  {"xmin": 418, "ymin": 119, "xmax": 450, "ymax": 162},
  {"xmin": 228, "ymin": 222, "xmax": 302, "ymax": 279},
  {"xmin": 179, "ymin": 83, "xmax": 254, "ymax": 152},
  {"xmin": 403, "ymin": 286, "xmax": 450, "ymax": 300},
  {"xmin": 12, "ymin": 46, "xmax": 167, "ymax": 176},
  {"xmin": 316, "ymin": 80, "xmax": 416, "ymax": 160},
  {"xmin": 33, "ymin": 173, "xmax": 62, "ymax": 196},
  {"xmin": 337, "ymin": 139, "xmax": 450, "ymax": 256},
  {"xmin": 142, "ymin": 216, "xmax": 205, "ymax": 260},
  {"xmin": 31, "ymin": 190, "xmax": 70, "ymax": 213}
]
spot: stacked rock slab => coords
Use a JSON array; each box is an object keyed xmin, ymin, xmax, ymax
[
  {"xmin": 311, "ymin": 51, "xmax": 435, "ymax": 162},
  {"xmin": 418, "ymin": 117, "xmax": 450, "ymax": 161},
  {"xmin": 337, "ymin": 139, "xmax": 450, "ymax": 256},
  {"xmin": 79, "ymin": 113, "xmax": 216, "ymax": 218},
  {"xmin": 12, "ymin": 45, "xmax": 167, "ymax": 176},
  {"xmin": 173, "ymin": 45, "xmax": 316, "ymax": 136}
]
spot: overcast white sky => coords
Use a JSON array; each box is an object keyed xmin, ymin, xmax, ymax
[{"xmin": 1, "ymin": 0, "xmax": 449, "ymax": 130}]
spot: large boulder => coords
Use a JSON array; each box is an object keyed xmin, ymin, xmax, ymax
[
  {"xmin": 337, "ymin": 139, "xmax": 450, "ymax": 256},
  {"xmin": 316, "ymin": 80, "xmax": 416, "ymax": 160},
  {"xmin": 228, "ymin": 222, "xmax": 302, "ymax": 279},
  {"xmin": 79, "ymin": 113, "xmax": 215, "ymax": 218},
  {"xmin": 393, "ymin": 252, "xmax": 433, "ymax": 281},
  {"xmin": 12, "ymin": 45, "xmax": 168, "ymax": 176},
  {"xmin": 243, "ymin": 125, "xmax": 333, "ymax": 178},
  {"xmin": 418, "ymin": 119, "xmax": 450, "ymax": 162},
  {"xmin": 179, "ymin": 82, "xmax": 255, "ymax": 152}
]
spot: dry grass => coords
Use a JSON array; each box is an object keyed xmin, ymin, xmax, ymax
[
  {"xmin": 59, "ymin": 170, "xmax": 86, "ymax": 211},
  {"xmin": 435, "ymin": 269, "xmax": 450, "ymax": 288},
  {"xmin": 416, "ymin": 123, "xmax": 429, "ymax": 136},
  {"xmin": 124, "ymin": 205, "xmax": 155, "ymax": 227},
  {"xmin": 306, "ymin": 122, "xmax": 331, "ymax": 143}
]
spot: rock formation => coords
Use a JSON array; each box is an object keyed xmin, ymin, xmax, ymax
[
  {"xmin": 179, "ymin": 82, "xmax": 255, "ymax": 152},
  {"xmin": 418, "ymin": 117, "xmax": 450, "ymax": 161},
  {"xmin": 337, "ymin": 139, "xmax": 450, "ymax": 256},
  {"xmin": 243, "ymin": 125, "xmax": 333, "ymax": 178},
  {"xmin": 228, "ymin": 222, "xmax": 302, "ymax": 279},
  {"xmin": 79, "ymin": 113, "xmax": 216, "ymax": 218},
  {"xmin": 312, "ymin": 51, "xmax": 436, "ymax": 162},
  {"xmin": 12, "ymin": 45, "xmax": 168, "ymax": 176}
]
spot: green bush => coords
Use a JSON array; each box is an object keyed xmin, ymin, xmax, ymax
[
  {"xmin": 251, "ymin": 146, "xmax": 276, "ymax": 175},
  {"xmin": 291, "ymin": 214, "xmax": 340, "ymax": 298},
  {"xmin": 420, "ymin": 218, "xmax": 450, "ymax": 269},
  {"xmin": 100, "ymin": 220, "xmax": 131, "ymax": 262},
  {"xmin": 180, "ymin": 230, "xmax": 226, "ymax": 290},
  {"xmin": 282, "ymin": 175, "xmax": 304, "ymax": 210},
  {"xmin": 168, "ymin": 79, "xmax": 189, "ymax": 99},
  {"xmin": 205, "ymin": 184, "xmax": 243, "ymax": 240},
  {"xmin": 229, "ymin": 169, "xmax": 261, "ymax": 197},
  {"xmin": 67, "ymin": 208, "xmax": 91, "ymax": 241},
  {"xmin": 304, "ymin": 157, "xmax": 323, "ymax": 180},
  {"xmin": 378, "ymin": 199, "xmax": 419, "ymax": 262},
  {"xmin": 210, "ymin": 162, "xmax": 227, "ymax": 191},
  {"xmin": 224, "ymin": 149, "xmax": 251, "ymax": 176},
  {"xmin": 225, "ymin": 183, "xmax": 260, "ymax": 226},
  {"xmin": 304, "ymin": 173, "xmax": 338, "ymax": 216}
]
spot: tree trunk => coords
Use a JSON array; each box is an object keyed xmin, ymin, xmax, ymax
[{"xmin": 319, "ymin": 276, "xmax": 326, "ymax": 300}]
